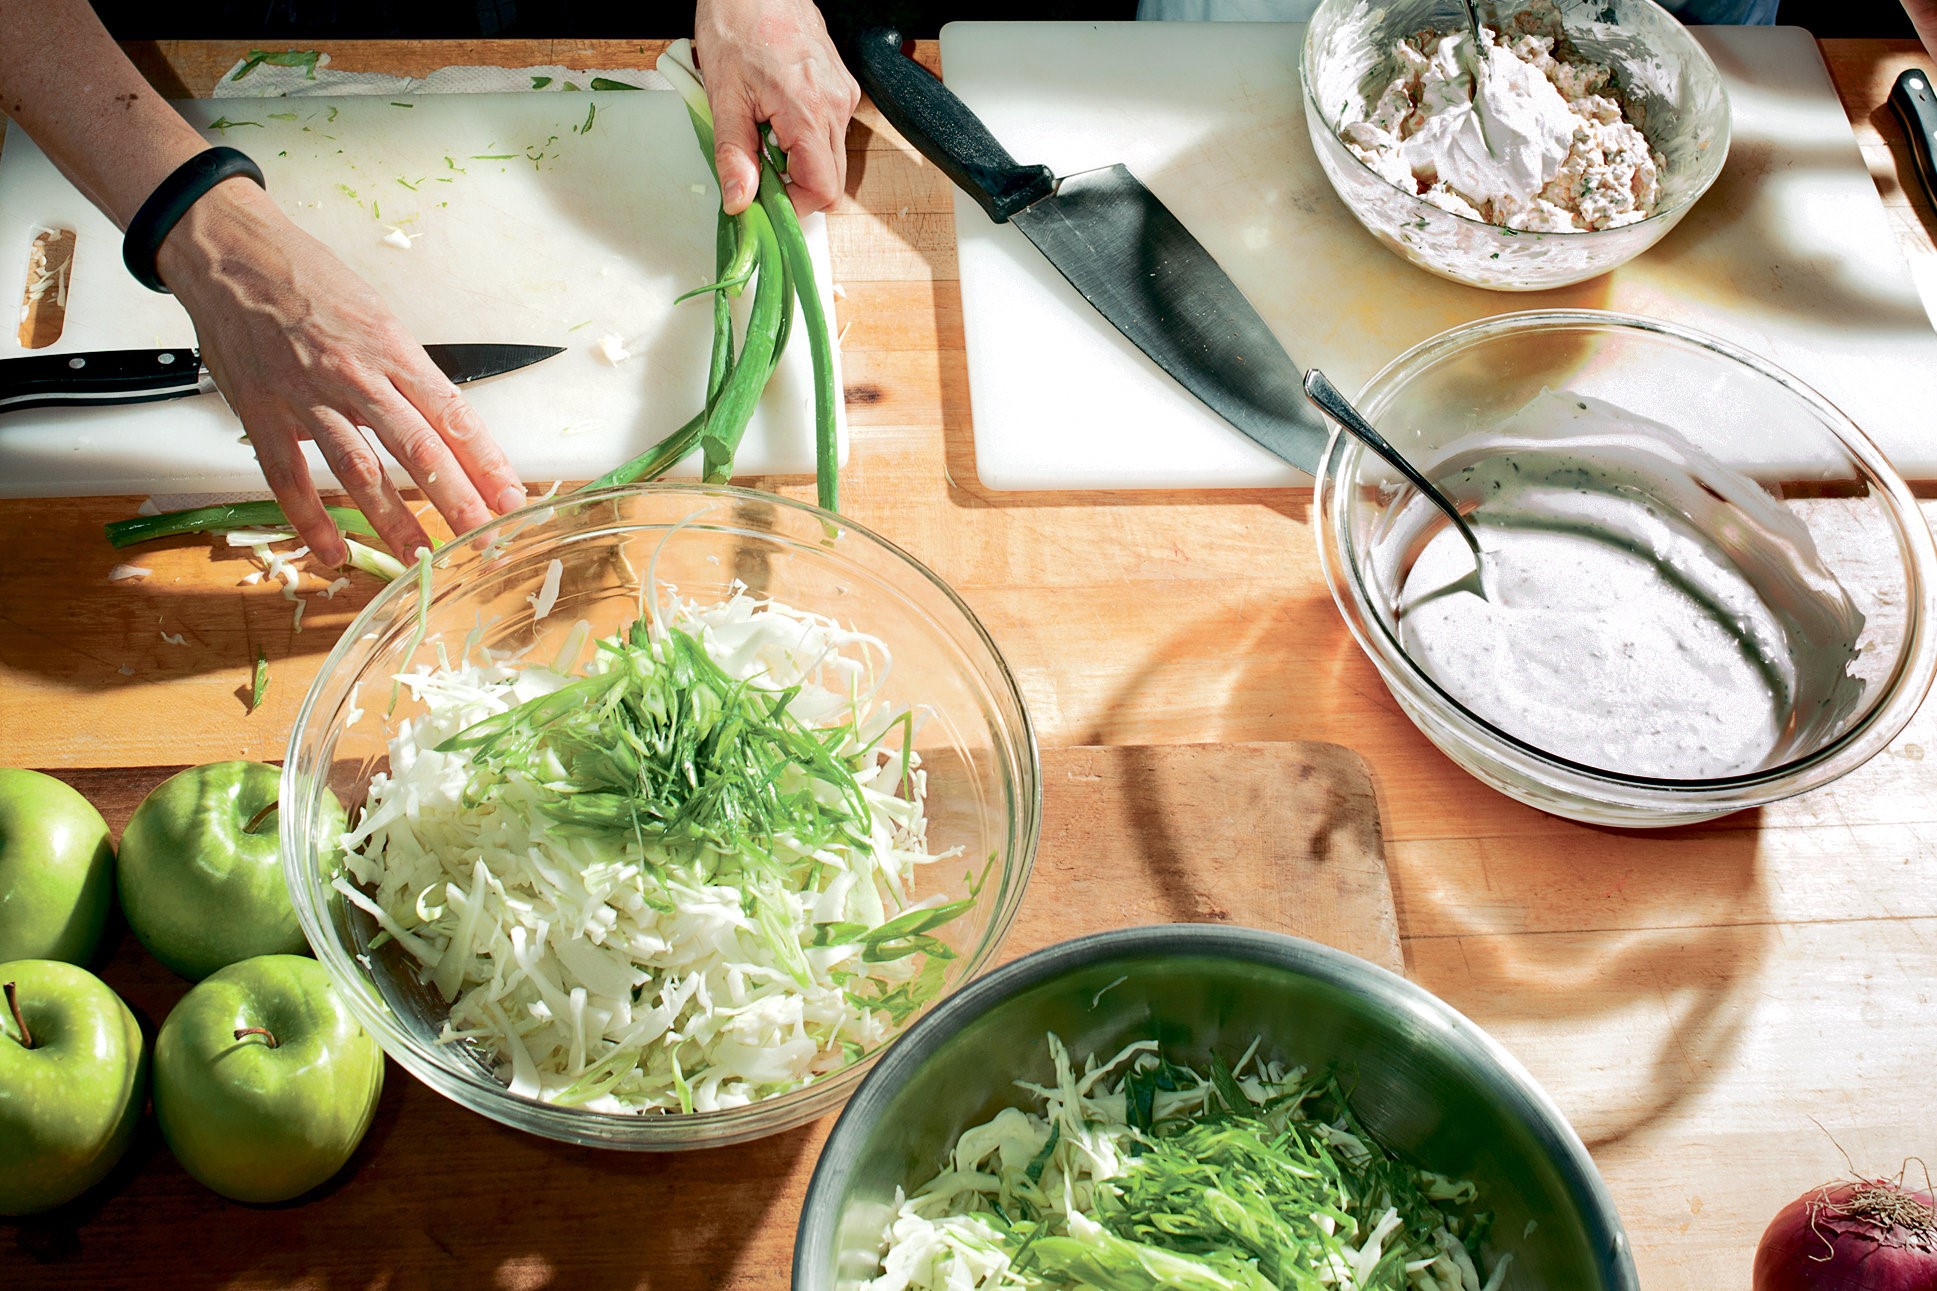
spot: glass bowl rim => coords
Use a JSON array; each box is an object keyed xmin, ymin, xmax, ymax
[
  {"xmin": 1314, "ymin": 308, "xmax": 1937, "ymax": 797},
  {"xmin": 281, "ymin": 481, "xmax": 1044, "ymax": 1147},
  {"xmin": 1297, "ymin": 0, "xmax": 1734, "ymax": 239}
]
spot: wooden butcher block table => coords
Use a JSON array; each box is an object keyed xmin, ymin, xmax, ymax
[{"xmin": 3, "ymin": 33, "xmax": 1936, "ymax": 1291}]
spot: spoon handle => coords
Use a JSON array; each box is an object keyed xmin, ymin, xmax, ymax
[{"xmin": 1302, "ymin": 369, "xmax": 1484, "ymax": 561}]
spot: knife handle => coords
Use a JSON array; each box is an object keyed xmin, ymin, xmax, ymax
[
  {"xmin": 1891, "ymin": 68, "xmax": 1937, "ymax": 210},
  {"xmin": 0, "ymin": 348, "xmax": 205, "ymax": 415},
  {"xmin": 847, "ymin": 26, "xmax": 1055, "ymax": 224}
]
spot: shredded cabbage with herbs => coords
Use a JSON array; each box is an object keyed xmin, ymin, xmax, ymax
[
  {"xmin": 339, "ymin": 586, "xmax": 969, "ymax": 1113},
  {"xmin": 872, "ymin": 1035, "xmax": 1512, "ymax": 1291}
]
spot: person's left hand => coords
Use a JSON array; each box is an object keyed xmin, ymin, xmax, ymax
[{"xmin": 693, "ymin": 0, "xmax": 861, "ymax": 217}]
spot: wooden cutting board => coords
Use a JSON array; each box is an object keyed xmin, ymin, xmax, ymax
[{"xmin": 9, "ymin": 741, "xmax": 1395, "ymax": 1289}]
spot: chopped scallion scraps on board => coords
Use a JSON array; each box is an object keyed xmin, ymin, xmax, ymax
[{"xmin": 230, "ymin": 49, "xmax": 321, "ymax": 81}]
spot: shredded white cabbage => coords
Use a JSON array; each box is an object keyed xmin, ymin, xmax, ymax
[
  {"xmin": 872, "ymin": 1036, "xmax": 1514, "ymax": 1291},
  {"xmin": 527, "ymin": 558, "xmax": 563, "ymax": 621},
  {"xmin": 343, "ymin": 586, "xmax": 964, "ymax": 1114}
]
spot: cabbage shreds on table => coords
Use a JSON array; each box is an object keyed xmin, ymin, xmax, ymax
[
  {"xmin": 872, "ymin": 1035, "xmax": 1512, "ymax": 1291},
  {"xmin": 338, "ymin": 588, "xmax": 970, "ymax": 1114}
]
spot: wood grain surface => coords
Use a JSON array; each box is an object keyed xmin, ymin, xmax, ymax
[
  {"xmin": 0, "ymin": 33, "xmax": 1934, "ymax": 1291},
  {"xmin": 11, "ymin": 742, "xmax": 1393, "ymax": 1289}
]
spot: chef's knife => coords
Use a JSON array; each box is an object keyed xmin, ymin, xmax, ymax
[
  {"xmin": 848, "ymin": 27, "xmax": 1331, "ymax": 474},
  {"xmin": 0, "ymin": 342, "xmax": 564, "ymax": 415},
  {"xmin": 1891, "ymin": 67, "xmax": 1937, "ymax": 211}
]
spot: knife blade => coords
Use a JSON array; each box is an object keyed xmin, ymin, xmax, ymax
[
  {"xmin": 848, "ymin": 27, "xmax": 1330, "ymax": 475},
  {"xmin": 0, "ymin": 342, "xmax": 564, "ymax": 416},
  {"xmin": 1891, "ymin": 67, "xmax": 1937, "ymax": 211}
]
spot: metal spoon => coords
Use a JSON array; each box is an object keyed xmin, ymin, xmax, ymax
[
  {"xmin": 1302, "ymin": 369, "xmax": 1486, "ymax": 572},
  {"xmin": 1458, "ymin": 0, "xmax": 1501, "ymax": 160}
]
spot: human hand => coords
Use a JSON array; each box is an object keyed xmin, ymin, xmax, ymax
[
  {"xmin": 156, "ymin": 180, "xmax": 528, "ymax": 566},
  {"xmin": 693, "ymin": 0, "xmax": 861, "ymax": 216},
  {"xmin": 1907, "ymin": 0, "xmax": 1937, "ymax": 61}
]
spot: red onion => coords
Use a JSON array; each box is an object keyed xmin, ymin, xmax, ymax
[{"xmin": 1754, "ymin": 1178, "xmax": 1937, "ymax": 1291}]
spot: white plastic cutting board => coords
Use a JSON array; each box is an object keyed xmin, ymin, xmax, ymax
[
  {"xmin": 940, "ymin": 23, "xmax": 1937, "ymax": 488},
  {"xmin": 0, "ymin": 92, "xmax": 844, "ymax": 497}
]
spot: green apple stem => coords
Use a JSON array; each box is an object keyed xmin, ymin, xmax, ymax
[
  {"xmin": 3, "ymin": 981, "xmax": 31, "ymax": 1050},
  {"xmin": 233, "ymin": 1026, "xmax": 280, "ymax": 1048},
  {"xmin": 244, "ymin": 800, "xmax": 279, "ymax": 835}
]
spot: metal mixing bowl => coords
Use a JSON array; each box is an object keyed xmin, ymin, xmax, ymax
[
  {"xmin": 794, "ymin": 925, "xmax": 1637, "ymax": 1289},
  {"xmin": 1301, "ymin": 0, "xmax": 1731, "ymax": 290},
  {"xmin": 281, "ymin": 484, "xmax": 1041, "ymax": 1149}
]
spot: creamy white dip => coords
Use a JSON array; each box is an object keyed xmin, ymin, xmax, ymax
[
  {"xmin": 1340, "ymin": 2, "xmax": 1664, "ymax": 231},
  {"xmin": 1387, "ymin": 391, "xmax": 1865, "ymax": 779}
]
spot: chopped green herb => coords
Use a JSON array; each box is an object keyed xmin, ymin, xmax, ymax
[
  {"xmin": 326, "ymin": 105, "xmax": 339, "ymax": 123},
  {"xmin": 879, "ymin": 1036, "xmax": 1509, "ymax": 1291},
  {"xmin": 531, "ymin": 75, "xmax": 553, "ymax": 89},
  {"xmin": 250, "ymin": 649, "xmax": 269, "ymax": 711},
  {"xmin": 471, "ymin": 154, "xmax": 518, "ymax": 160},
  {"xmin": 579, "ymin": 104, "xmax": 596, "ymax": 135},
  {"xmin": 104, "ymin": 502, "xmax": 376, "ymax": 549},
  {"xmin": 230, "ymin": 49, "xmax": 321, "ymax": 81},
  {"xmin": 267, "ymin": 111, "xmax": 299, "ymax": 121},
  {"xmin": 396, "ymin": 177, "xmax": 418, "ymax": 190},
  {"xmin": 390, "ymin": 100, "xmax": 415, "ymax": 108},
  {"xmin": 207, "ymin": 117, "xmax": 262, "ymax": 131},
  {"xmin": 590, "ymin": 76, "xmax": 642, "ymax": 91}
]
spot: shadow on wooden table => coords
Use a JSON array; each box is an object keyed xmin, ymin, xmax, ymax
[{"xmin": 1080, "ymin": 593, "xmax": 1771, "ymax": 1156}]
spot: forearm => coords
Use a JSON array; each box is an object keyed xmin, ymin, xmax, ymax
[
  {"xmin": 1908, "ymin": 0, "xmax": 1937, "ymax": 61},
  {"xmin": 0, "ymin": 0, "xmax": 209, "ymax": 228}
]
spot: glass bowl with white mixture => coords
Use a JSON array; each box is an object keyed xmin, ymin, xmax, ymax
[
  {"xmin": 1301, "ymin": 0, "xmax": 1730, "ymax": 290},
  {"xmin": 282, "ymin": 484, "xmax": 1040, "ymax": 1148},
  {"xmin": 1316, "ymin": 311, "xmax": 1937, "ymax": 826}
]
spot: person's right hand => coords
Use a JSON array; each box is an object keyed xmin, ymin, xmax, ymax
[
  {"xmin": 694, "ymin": 0, "xmax": 862, "ymax": 217},
  {"xmin": 156, "ymin": 179, "xmax": 528, "ymax": 566}
]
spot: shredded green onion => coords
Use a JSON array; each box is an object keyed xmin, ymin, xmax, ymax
[{"xmin": 872, "ymin": 1036, "xmax": 1511, "ymax": 1291}]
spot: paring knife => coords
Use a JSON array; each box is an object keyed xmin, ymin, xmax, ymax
[
  {"xmin": 0, "ymin": 342, "xmax": 565, "ymax": 416},
  {"xmin": 848, "ymin": 27, "xmax": 1331, "ymax": 474},
  {"xmin": 1891, "ymin": 67, "xmax": 1937, "ymax": 211}
]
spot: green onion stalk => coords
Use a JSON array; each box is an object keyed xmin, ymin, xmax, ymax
[{"xmin": 105, "ymin": 36, "xmax": 841, "ymax": 575}]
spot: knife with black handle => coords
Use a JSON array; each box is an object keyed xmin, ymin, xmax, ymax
[
  {"xmin": 847, "ymin": 25, "xmax": 1332, "ymax": 475},
  {"xmin": 0, "ymin": 342, "xmax": 563, "ymax": 416},
  {"xmin": 845, "ymin": 28, "xmax": 1055, "ymax": 223},
  {"xmin": 1891, "ymin": 67, "xmax": 1937, "ymax": 211}
]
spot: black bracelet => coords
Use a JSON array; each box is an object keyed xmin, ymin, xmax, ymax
[{"xmin": 122, "ymin": 146, "xmax": 267, "ymax": 294}]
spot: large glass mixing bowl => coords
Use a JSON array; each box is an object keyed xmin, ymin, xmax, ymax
[
  {"xmin": 282, "ymin": 484, "xmax": 1041, "ymax": 1148},
  {"xmin": 1316, "ymin": 311, "xmax": 1937, "ymax": 825}
]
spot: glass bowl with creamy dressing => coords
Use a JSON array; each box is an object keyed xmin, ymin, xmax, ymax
[
  {"xmin": 1315, "ymin": 311, "xmax": 1937, "ymax": 826},
  {"xmin": 1300, "ymin": 0, "xmax": 1730, "ymax": 290}
]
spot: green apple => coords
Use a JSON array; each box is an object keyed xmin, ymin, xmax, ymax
[
  {"xmin": 154, "ymin": 954, "xmax": 383, "ymax": 1204},
  {"xmin": 0, "ymin": 769, "xmax": 115, "ymax": 964},
  {"xmin": 117, "ymin": 761, "xmax": 343, "ymax": 980},
  {"xmin": 0, "ymin": 959, "xmax": 147, "ymax": 1215}
]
